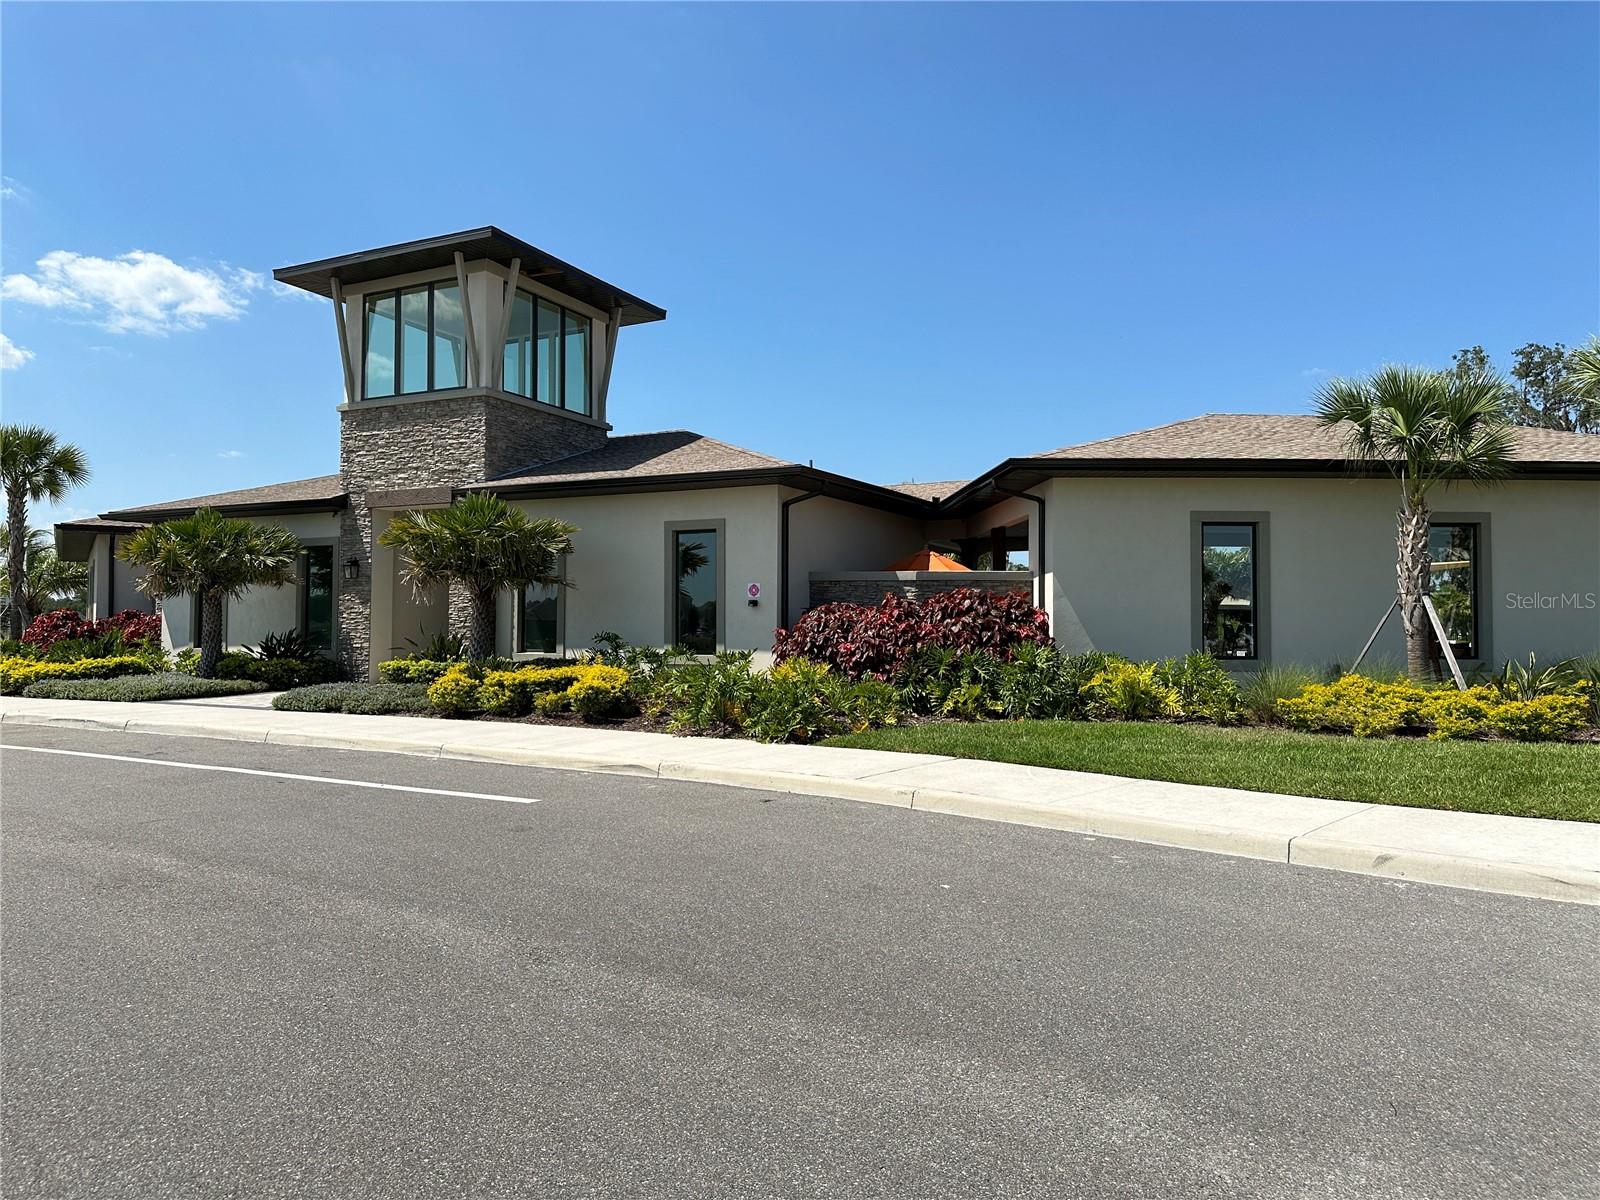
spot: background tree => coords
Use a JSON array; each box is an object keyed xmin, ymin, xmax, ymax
[
  {"xmin": 1450, "ymin": 341, "xmax": 1598, "ymax": 433},
  {"xmin": 119, "ymin": 508, "xmax": 301, "ymax": 677},
  {"xmin": 1, "ymin": 424, "xmax": 90, "ymax": 638},
  {"xmin": 379, "ymin": 493, "xmax": 577, "ymax": 660},
  {"xmin": 0, "ymin": 524, "xmax": 89, "ymax": 618},
  {"xmin": 1315, "ymin": 365, "xmax": 1516, "ymax": 681}
]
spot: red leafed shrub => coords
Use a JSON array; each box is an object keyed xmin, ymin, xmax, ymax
[
  {"xmin": 22, "ymin": 608, "xmax": 161, "ymax": 651},
  {"xmin": 773, "ymin": 587, "xmax": 1051, "ymax": 679},
  {"xmin": 101, "ymin": 609, "xmax": 162, "ymax": 644}
]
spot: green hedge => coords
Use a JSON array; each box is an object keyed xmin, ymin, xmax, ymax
[
  {"xmin": 273, "ymin": 682, "xmax": 433, "ymax": 715},
  {"xmin": 21, "ymin": 673, "xmax": 267, "ymax": 702}
]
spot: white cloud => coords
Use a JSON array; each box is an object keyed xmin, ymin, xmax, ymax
[
  {"xmin": 217, "ymin": 449, "xmax": 246, "ymax": 459},
  {"xmin": 1, "ymin": 249, "xmax": 264, "ymax": 335},
  {"xmin": 1, "ymin": 177, "xmax": 26, "ymax": 201},
  {"xmin": 1301, "ymin": 366, "xmax": 1331, "ymax": 378},
  {"xmin": 0, "ymin": 333, "xmax": 34, "ymax": 370}
]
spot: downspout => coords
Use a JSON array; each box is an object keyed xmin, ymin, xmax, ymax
[
  {"xmin": 992, "ymin": 485, "xmax": 1046, "ymax": 624},
  {"xmin": 779, "ymin": 488, "xmax": 824, "ymax": 629}
]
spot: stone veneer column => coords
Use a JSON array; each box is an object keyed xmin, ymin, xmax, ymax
[{"xmin": 337, "ymin": 392, "xmax": 607, "ymax": 677}]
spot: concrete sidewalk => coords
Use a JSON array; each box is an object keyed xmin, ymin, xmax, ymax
[{"xmin": 2, "ymin": 695, "xmax": 1595, "ymax": 905}]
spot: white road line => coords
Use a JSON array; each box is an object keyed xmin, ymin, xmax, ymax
[{"xmin": 0, "ymin": 745, "xmax": 542, "ymax": 805}]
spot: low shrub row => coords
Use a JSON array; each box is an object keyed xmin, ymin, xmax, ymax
[
  {"xmin": 427, "ymin": 662, "xmax": 632, "ymax": 720},
  {"xmin": 1, "ymin": 654, "xmax": 153, "ymax": 695},
  {"xmin": 646, "ymin": 653, "xmax": 903, "ymax": 743},
  {"xmin": 272, "ymin": 682, "xmax": 433, "ymax": 715},
  {"xmin": 1277, "ymin": 675, "xmax": 1593, "ymax": 741},
  {"xmin": 21, "ymin": 673, "xmax": 267, "ymax": 702}
]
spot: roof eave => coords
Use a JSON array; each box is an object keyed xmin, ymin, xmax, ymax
[
  {"xmin": 104, "ymin": 494, "xmax": 349, "ymax": 523},
  {"xmin": 476, "ymin": 465, "xmax": 936, "ymax": 516},
  {"xmin": 272, "ymin": 225, "xmax": 667, "ymax": 326}
]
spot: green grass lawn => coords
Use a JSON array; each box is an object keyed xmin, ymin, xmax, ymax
[{"xmin": 823, "ymin": 721, "xmax": 1600, "ymax": 822}]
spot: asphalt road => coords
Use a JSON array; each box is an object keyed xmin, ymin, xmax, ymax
[{"xmin": 2, "ymin": 725, "xmax": 1595, "ymax": 1200}]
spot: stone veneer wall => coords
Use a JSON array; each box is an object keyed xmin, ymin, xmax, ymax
[
  {"xmin": 337, "ymin": 392, "xmax": 607, "ymax": 674},
  {"xmin": 807, "ymin": 572, "xmax": 1032, "ymax": 609}
]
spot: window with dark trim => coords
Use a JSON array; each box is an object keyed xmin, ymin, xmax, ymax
[
  {"xmin": 1428, "ymin": 522, "xmax": 1479, "ymax": 659},
  {"xmin": 300, "ymin": 545, "xmax": 336, "ymax": 655},
  {"xmin": 1199, "ymin": 522, "xmax": 1258, "ymax": 659},
  {"xmin": 519, "ymin": 564, "xmax": 564, "ymax": 657},
  {"xmin": 500, "ymin": 288, "xmax": 591, "ymax": 416},
  {"xmin": 362, "ymin": 281, "xmax": 466, "ymax": 398},
  {"xmin": 672, "ymin": 528, "xmax": 719, "ymax": 654}
]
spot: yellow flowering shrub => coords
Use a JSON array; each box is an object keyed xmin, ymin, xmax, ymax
[
  {"xmin": 1488, "ymin": 694, "xmax": 1591, "ymax": 742},
  {"xmin": 425, "ymin": 662, "xmax": 631, "ymax": 719},
  {"xmin": 0, "ymin": 655, "xmax": 153, "ymax": 695},
  {"xmin": 1278, "ymin": 674, "xmax": 1592, "ymax": 742}
]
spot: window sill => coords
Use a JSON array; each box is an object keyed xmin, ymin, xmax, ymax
[{"xmin": 339, "ymin": 388, "xmax": 609, "ymax": 429}]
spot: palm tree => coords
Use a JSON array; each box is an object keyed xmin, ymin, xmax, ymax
[
  {"xmin": 119, "ymin": 508, "xmax": 301, "ymax": 677},
  {"xmin": 379, "ymin": 492, "xmax": 577, "ymax": 660},
  {"xmin": 1565, "ymin": 336, "xmax": 1600, "ymax": 434},
  {"xmin": 1314, "ymin": 365, "xmax": 1516, "ymax": 681},
  {"xmin": 1, "ymin": 424, "xmax": 90, "ymax": 638},
  {"xmin": 0, "ymin": 524, "xmax": 89, "ymax": 619}
]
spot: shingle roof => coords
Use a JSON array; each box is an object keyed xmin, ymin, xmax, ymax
[
  {"xmin": 1038, "ymin": 414, "xmax": 1600, "ymax": 465},
  {"xmin": 105, "ymin": 474, "xmax": 346, "ymax": 519},
  {"xmin": 489, "ymin": 431, "xmax": 792, "ymax": 488},
  {"xmin": 886, "ymin": 480, "xmax": 969, "ymax": 501},
  {"xmin": 53, "ymin": 516, "xmax": 148, "ymax": 531}
]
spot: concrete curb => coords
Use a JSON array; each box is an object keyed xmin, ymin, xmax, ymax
[{"xmin": 3, "ymin": 703, "xmax": 1595, "ymax": 906}]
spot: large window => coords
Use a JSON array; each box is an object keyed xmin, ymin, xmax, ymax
[
  {"xmin": 501, "ymin": 288, "xmax": 592, "ymax": 416},
  {"xmin": 1199, "ymin": 522, "xmax": 1258, "ymax": 659},
  {"xmin": 670, "ymin": 526, "xmax": 720, "ymax": 654},
  {"xmin": 362, "ymin": 282, "xmax": 466, "ymax": 398},
  {"xmin": 519, "ymin": 579, "xmax": 562, "ymax": 656},
  {"xmin": 1429, "ymin": 523, "xmax": 1479, "ymax": 659},
  {"xmin": 301, "ymin": 545, "xmax": 335, "ymax": 655}
]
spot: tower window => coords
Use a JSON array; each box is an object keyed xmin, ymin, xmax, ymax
[
  {"xmin": 501, "ymin": 288, "xmax": 592, "ymax": 416},
  {"xmin": 362, "ymin": 281, "xmax": 466, "ymax": 399}
]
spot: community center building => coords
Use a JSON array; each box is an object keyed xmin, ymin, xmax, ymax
[{"xmin": 57, "ymin": 228, "xmax": 1600, "ymax": 677}]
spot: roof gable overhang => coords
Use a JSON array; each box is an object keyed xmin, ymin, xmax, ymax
[
  {"xmin": 273, "ymin": 227, "xmax": 666, "ymax": 327},
  {"xmin": 935, "ymin": 456, "xmax": 1600, "ymax": 514}
]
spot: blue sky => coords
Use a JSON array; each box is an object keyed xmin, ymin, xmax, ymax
[{"xmin": 3, "ymin": 2, "xmax": 1596, "ymax": 525}]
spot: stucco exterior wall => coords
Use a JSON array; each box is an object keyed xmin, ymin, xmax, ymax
[
  {"xmin": 1043, "ymin": 475, "xmax": 1600, "ymax": 667},
  {"xmin": 80, "ymin": 534, "xmax": 154, "ymax": 620},
  {"xmin": 500, "ymin": 485, "xmax": 787, "ymax": 662},
  {"xmin": 784, "ymin": 495, "xmax": 925, "ymax": 623}
]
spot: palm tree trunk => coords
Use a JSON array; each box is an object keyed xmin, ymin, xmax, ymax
[
  {"xmin": 1396, "ymin": 502, "xmax": 1434, "ymax": 682},
  {"xmin": 6, "ymin": 491, "xmax": 27, "ymax": 640},
  {"xmin": 467, "ymin": 588, "xmax": 496, "ymax": 661},
  {"xmin": 197, "ymin": 591, "xmax": 225, "ymax": 678}
]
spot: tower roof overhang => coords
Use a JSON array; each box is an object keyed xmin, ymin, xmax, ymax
[{"xmin": 273, "ymin": 226, "xmax": 667, "ymax": 327}]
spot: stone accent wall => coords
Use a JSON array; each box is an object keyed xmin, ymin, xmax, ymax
[
  {"xmin": 337, "ymin": 392, "xmax": 608, "ymax": 674},
  {"xmin": 808, "ymin": 572, "xmax": 1032, "ymax": 609}
]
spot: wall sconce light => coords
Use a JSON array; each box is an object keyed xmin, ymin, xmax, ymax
[{"xmin": 342, "ymin": 556, "xmax": 362, "ymax": 583}]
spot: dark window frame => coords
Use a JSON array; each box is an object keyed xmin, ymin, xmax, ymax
[
  {"xmin": 298, "ymin": 541, "xmax": 338, "ymax": 656},
  {"xmin": 1191, "ymin": 512, "xmax": 1271, "ymax": 664},
  {"xmin": 361, "ymin": 280, "xmax": 465, "ymax": 400},
  {"xmin": 664, "ymin": 520, "xmax": 725, "ymax": 655},
  {"xmin": 503, "ymin": 286, "xmax": 592, "ymax": 416},
  {"xmin": 1427, "ymin": 517, "xmax": 1488, "ymax": 663}
]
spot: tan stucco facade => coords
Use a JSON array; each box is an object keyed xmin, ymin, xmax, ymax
[{"xmin": 1037, "ymin": 474, "xmax": 1600, "ymax": 668}]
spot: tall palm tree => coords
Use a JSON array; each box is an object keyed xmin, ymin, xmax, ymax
[
  {"xmin": 1314, "ymin": 365, "xmax": 1516, "ymax": 681},
  {"xmin": 379, "ymin": 492, "xmax": 576, "ymax": 660},
  {"xmin": 0, "ymin": 524, "xmax": 89, "ymax": 619},
  {"xmin": 119, "ymin": 508, "xmax": 301, "ymax": 677},
  {"xmin": 1, "ymin": 424, "xmax": 90, "ymax": 638}
]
